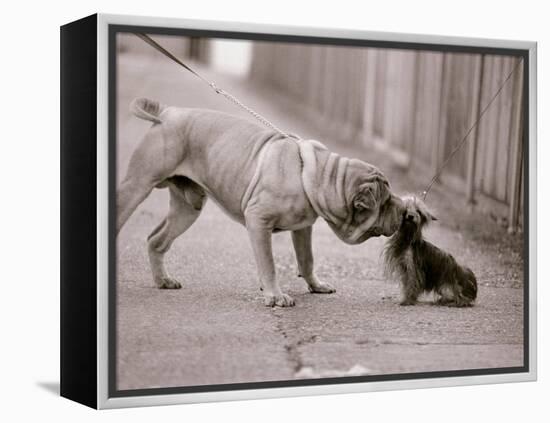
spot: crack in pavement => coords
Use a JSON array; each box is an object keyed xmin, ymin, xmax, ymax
[{"xmin": 273, "ymin": 310, "xmax": 318, "ymax": 374}]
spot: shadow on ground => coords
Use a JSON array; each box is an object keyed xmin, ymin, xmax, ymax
[{"xmin": 36, "ymin": 382, "xmax": 60, "ymax": 396}]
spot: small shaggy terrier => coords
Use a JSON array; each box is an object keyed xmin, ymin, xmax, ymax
[{"xmin": 384, "ymin": 196, "xmax": 477, "ymax": 307}]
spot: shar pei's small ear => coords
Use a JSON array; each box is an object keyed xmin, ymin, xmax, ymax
[{"xmin": 353, "ymin": 179, "xmax": 390, "ymax": 210}]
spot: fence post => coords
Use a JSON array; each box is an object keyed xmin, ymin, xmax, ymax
[
  {"xmin": 363, "ymin": 49, "xmax": 377, "ymax": 144},
  {"xmin": 434, "ymin": 54, "xmax": 451, "ymax": 180},
  {"xmin": 465, "ymin": 55, "xmax": 485, "ymax": 211},
  {"xmin": 507, "ymin": 59, "xmax": 525, "ymax": 234}
]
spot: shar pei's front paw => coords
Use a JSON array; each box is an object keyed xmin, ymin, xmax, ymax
[
  {"xmin": 308, "ymin": 281, "xmax": 336, "ymax": 294},
  {"xmin": 155, "ymin": 277, "xmax": 182, "ymax": 289},
  {"xmin": 264, "ymin": 293, "xmax": 295, "ymax": 307}
]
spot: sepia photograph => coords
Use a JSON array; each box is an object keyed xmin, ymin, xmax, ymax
[{"xmin": 113, "ymin": 29, "xmax": 527, "ymax": 393}]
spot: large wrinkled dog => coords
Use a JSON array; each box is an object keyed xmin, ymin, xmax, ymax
[{"xmin": 117, "ymin": 98, "xmax": 405, "ymax": 307}]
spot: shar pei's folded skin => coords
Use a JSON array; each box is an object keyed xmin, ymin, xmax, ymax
[{"xmin": 117, "ymin": 98, "xmax": 405, "ymax": 307}]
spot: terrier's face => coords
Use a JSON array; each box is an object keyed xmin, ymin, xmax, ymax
[{"xmin": 400, "ymin": 196, "xmax": 437, "ymax": 240}]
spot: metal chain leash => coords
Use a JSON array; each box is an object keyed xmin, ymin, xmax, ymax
[
  {"xmin": 208, "ymin": 82, "xmax": 298, "ymax": 138},
  {"xmin": 135, "ymin": 33, "xmax": 298, "ymax": 139}
]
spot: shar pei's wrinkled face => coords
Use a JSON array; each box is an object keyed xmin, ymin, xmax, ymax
[{"xmin": 327, "ymin": 159, "xmax": 405, "ymax": 245}]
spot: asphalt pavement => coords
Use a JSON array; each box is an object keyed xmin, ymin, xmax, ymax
[{"xmin": 116, "ymin": 53, "xmax": 524, "ymax": 390}]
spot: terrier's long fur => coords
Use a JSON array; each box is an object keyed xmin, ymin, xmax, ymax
[{"xmin": 384, "ymin": 196, "xmax": 477, "ymax": 307}]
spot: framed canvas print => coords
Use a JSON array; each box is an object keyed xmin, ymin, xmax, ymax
[{"xmin": 60, "ymin": 13, "xmax": 537, "ymax": 409}]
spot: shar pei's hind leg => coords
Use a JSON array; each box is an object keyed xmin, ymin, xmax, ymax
[
  {"xmin": 292, "ymin": 226, "xmax": 336, "ymax": 294},
  {"xmin": 147, "ymin": 176, "xmax": 207, "ymax": 289}
]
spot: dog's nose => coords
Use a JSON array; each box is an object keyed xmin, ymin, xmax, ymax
[{"xmin": 405, "ymin": 213, "xmax": 414, "ymax": 221}]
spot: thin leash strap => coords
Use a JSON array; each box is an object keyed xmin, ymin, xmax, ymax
[
  {"xmin": 422, "ymin": 57, "xmax": 523, "ymax": 201},
  {"xmin": 134, "ymin": 33, "xmax": 300, "ymax": 140}
]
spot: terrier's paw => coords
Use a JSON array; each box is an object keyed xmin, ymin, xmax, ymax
[
  {"xmin": 399, "ymin": 299, "xmax": 416, "ymax": 306},
  {"xmin": 308, "ymin": 282, "xmax": 336, "ymax": 294},
  {"xmin": 435, "ymin": 297, "xmax": 452, "ymax": 306},
  {"xmin": 264, "ymin": 293, "xmax": 295, "ymax": 307},
  {"xmin": 437, "ymin": 298, "xmax": 474, "ymax": 307},
  {"xmin": 156, "ymin": 277, "xmax": 182, "ymax": 289}
]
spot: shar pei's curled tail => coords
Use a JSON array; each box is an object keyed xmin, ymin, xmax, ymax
[{"xmin": 130, "ymin": 97, "xmax": 166, "ymax": 124}]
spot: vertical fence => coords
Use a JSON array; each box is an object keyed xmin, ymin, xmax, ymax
[{"xmin": 249, "ymin": 42, "xmax": 524, "ymax": 231}]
